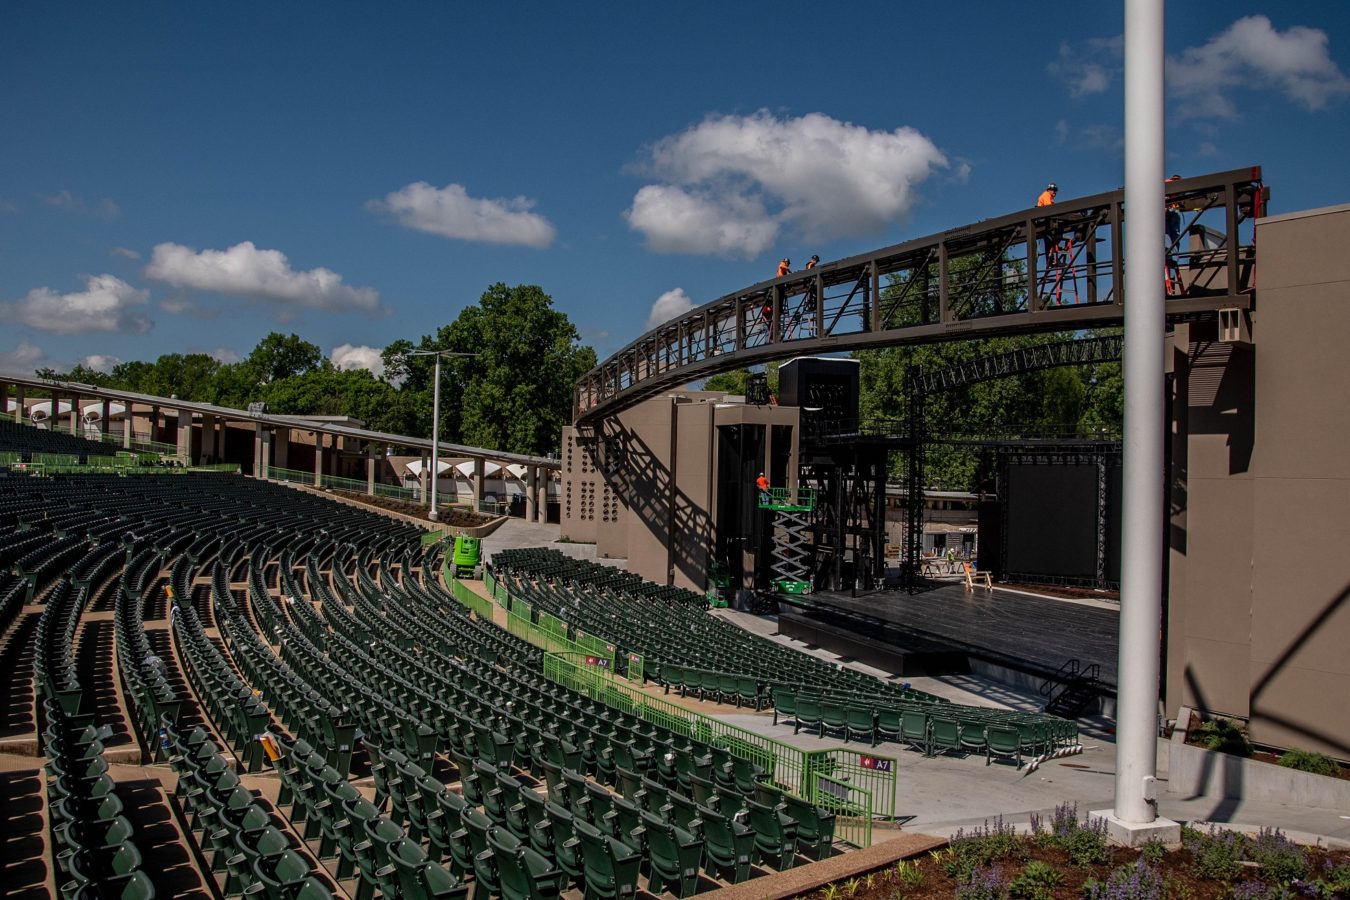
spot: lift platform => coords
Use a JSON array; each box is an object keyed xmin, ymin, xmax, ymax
[{"xmin": 758, "ymin": 487, "xmax": 815, "ymax": 595}]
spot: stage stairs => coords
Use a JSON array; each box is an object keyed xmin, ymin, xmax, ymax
[{"xmin": 1043, "ymin": 658, "xmax": 1105, "ymax": 718}]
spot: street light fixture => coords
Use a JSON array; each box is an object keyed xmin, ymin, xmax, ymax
[{"xmin": 401, "ymin": 350, "xmax": 477, "ymax": 521}]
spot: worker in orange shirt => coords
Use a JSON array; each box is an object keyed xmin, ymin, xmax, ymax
[
  {"xmin": 805, "ymin": 255, "xmax": 819, "ymax": 269},
  {"xmin": 777, "ymin": 258, "xmax": 791, "ymax": 278},
  {"xmin": 1037, "ymin": 182, "xmax": 1059, "ymax": 268},
  {"xmin": 756, "ymin": 472, "xmax": 771, "ymax": 505}
]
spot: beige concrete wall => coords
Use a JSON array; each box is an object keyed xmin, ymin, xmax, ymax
[
  {"xmin": 560, "ymin": 391, "xmax": 799, "ymax": 591},
  {"xmin": 1244, "ymin": 205, "xmax": 1350, "ymax": 757},
  {"xmin": 1168, "ymin": 204, "xmax": 1350, "ymax": 760}
]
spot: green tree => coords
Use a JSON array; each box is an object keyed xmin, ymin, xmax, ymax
[
  {"xmin": 402, "ymin": 284, "xmax": 596, "ymax": 456},
  {"xmin": 244, "ymin": 332, "xmax": 324, "ymax": 385}
]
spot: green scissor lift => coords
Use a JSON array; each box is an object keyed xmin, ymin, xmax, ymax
[{"xmin": 758, "ymin": 487, "xmax": 815, "ymax": 595}]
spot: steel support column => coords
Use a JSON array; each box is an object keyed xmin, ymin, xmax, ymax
[{"xmin": 1112, "ymin": 0, "xmax": 1169, "ymax": 833}]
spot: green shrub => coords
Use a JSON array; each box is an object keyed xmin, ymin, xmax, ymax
[
  {"xmin": 1276, "ymin": 749, "xmax": 1341, "ymax": 777},
  {"xmin": 1248, "ymin": 827, "xmax": 1309, "ymax": 884},
  {"xmin": 1190, "ymin": 717, "xmax": 1253, "ymax": 756},
  {"xmin": 1007, "ymin": 860, "xmax": 1062, "ymax": 899},
  {"xmin": 1139, "ymin": 838, "xmax": 1167, "ymax": 866},
  {"xmin": 1080, "ymin": 859, "xmax": 1164, "ymax": 899},
  {"xmin": 1183, "ymin": 825, "xmax": 1244, "ymax": 880}
]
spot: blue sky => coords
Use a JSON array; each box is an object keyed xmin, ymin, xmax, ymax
[{"xmin": 3, "ymin": 2, "xmax": 1349, "ymax": 378}]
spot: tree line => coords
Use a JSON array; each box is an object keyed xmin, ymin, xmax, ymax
[{"xmin": 38, "ymin": 283, "xmax": 597, "ymax": 459}]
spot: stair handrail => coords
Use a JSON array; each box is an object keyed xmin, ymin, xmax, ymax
[{"xmin": 1040, "ymin": 657, "xmax": 1082, "ymax": 697}]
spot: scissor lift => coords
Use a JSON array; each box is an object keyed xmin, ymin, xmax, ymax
[{"xmin": 758, "ymin": 487, "xmax": 816, "ymax": 595}]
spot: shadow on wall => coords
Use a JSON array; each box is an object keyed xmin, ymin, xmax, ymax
[
  {"xmin": 1250, "ymin": 579, "xmax": 1350, "ymax": 759},
  {"xmin": 598, "ymin": 418, "xmax": 713, "ymax": 588}
]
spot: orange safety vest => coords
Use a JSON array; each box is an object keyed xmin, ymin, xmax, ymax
[
  {"xmin": 1037, "ymin": 190, "xmax": 1057, "ymax": 207},
  {"xmin": 777, "ymin": 261, "xmax": 790, "ymax": 277}
]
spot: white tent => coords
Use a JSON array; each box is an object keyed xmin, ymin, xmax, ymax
[
  {"xmin": 453, "ymin": 460, "xmax": 502, "ymax": 478},
  {"xmin": 28, "ymin": 400, "xmax": 73, "ymax": 428},
  {"xmin": 401, "ymin": 459, "xmax": 453, "ymax": 477}
]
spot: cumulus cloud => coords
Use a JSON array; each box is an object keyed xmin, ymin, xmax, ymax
[
  {"xmin": 0, "ymin": 274, "xmax": 152, "ymax": 335},
  {"xmin": 208, "ymin": 347, "xmax": 240, "ymax": 364},
  {"xmin": 330, "ymin": 343, "xmax": 385, "ymax": 377},
  {"xmin": 82, "ymin": 354, "xmax": 121, "ymax": 373},
  {"xmin": 145, "ymin": 241, "xmax": 383, "ymax": 316},
  {"xmin": 645, "ymin": 288, "xmax": 698, "ymax": 330},
  {"xmin": 40, "ymin": 190, "xmax": 120, "ymax": 219},
  {"xmin": 0, "ymin": 340, "xmax": 47, "ymax": 375},
  {"xmin": 369, "ymin": 182, "xmax": 556, "ymax": 248},
  {"xmin": 625, "ymin": 111, "xmax": 949, "ymax": 257},
  {"xmin": 1048, "ymin": 36, "xmax": 1124, "ymax": 98},
  {"xmin": 1169, "ymin": 16, "xmax": 1350, "ymax": 118}
]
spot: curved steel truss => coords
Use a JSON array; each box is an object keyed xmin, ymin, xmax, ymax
[
  {"xmin": 916, "ymin": 333, "xmax": 1124, "ymax": 395},
  {"xmin": 575, "ymin": 166, "xmax": 1264, "ymax": 424}
]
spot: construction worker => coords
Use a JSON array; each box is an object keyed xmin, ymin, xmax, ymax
[
  {"xmin": 756, "ymin": 472, "xmax": 770, "ymax": 505},
  {"xmin": 1037, "ymin": 182, "xmax": 1059, "ymax": 270},
  {"xmin": 777, "ymin": 258, "xmax": 791, "ymax": 278},
  {"xmin": 1165, "ymin": 174, "xmax": 1183, "ymax": 250},
  {"xmin": 805, "ymin": 255, "xmax": 819, "ymax": 269}
]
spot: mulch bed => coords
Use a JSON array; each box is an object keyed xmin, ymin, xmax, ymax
[{"xmin": 807, "ymin": 839, "xmax": 1350, "ymax": 899}]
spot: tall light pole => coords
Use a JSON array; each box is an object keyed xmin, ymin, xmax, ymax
[
  {"xmin": 403, "ymin": 350, "xmax": 477, "ymax": 522},
  {"xmin": 1093, "ymin": 0, "xmax": 1179, "ymax": 848}
]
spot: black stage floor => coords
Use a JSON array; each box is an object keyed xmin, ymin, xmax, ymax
[{"xmin": 782, "ymin": 583, "xmax": 1120, "ymax": 686}]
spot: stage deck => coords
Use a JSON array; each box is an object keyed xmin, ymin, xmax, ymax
[{"xmin": 796, "ymin": 584, "xmax": 1120, "ymax": 686}]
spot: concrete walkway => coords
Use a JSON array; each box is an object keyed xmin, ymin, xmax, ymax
[
  {"xmin": 480, "ymin": 519, "xmax": 628, "ymax": 569},
  {"xmin": 706, "ymin": 607, "xmax": 1350, "ymax": 847}
]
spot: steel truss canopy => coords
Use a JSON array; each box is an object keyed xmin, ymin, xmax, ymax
[{"xmin": 575, "ymin": 166, "xmax": 1264, "ymax": 424}]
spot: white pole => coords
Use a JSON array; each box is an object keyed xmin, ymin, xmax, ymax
[
  {"xmin": 1115, "ymin": 0, "xmax": 1165, "ymax": 826},
  {"xmin": 429, "ymin": 354, "xmax": 442, "ymax": 522}
]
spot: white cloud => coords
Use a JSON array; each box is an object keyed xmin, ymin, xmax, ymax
[
  {"xmin": 625, "ymin": 111, "xmax": 949, "ymax": 258},
  {"xmin": 1049, "ymin": 37, "xmax": 1124, "ymax": 98},
  {"xmin": 645, "ymin": 288, "xmax": 698, "ymax": 331},
  {"xmin": 0, "ymin": 340, "xmax": 47, "ymax": 374},
  {"xmin": 1169, "ymin": 16, "xmax": 1350, "ymax": 118},
  {"xmin": 82, "ymin": 354, "xmax": 121, "ymax": 373},
  {"xmin": 39, "ymin": 189, "xmax": 120, "ymax": 219},
  {"xmin": 330, "ymin": 343, "xmax": 385, "ymax": 377},
  {"xmin": 111, "ymin": 246, "xmax": 141, "ymax": 260},
  {"xmin": 1, "ymin": 274, "xmax": 152, "ymax": 335},
  {"xmin": 145, "ymin": 241, "xmax": 383, "ymax": 315},
  {"xmin": 627, "ymin": 186, "xmax": 779, "ymax": 257},
  {"xmin": 369, "ymin": 182, "xmax": 556, "ymax": 248},
  {"xmin": 208, "ymin": 347, "xmax": 240, "ymax": 364}
]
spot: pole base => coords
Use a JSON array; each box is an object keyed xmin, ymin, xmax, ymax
[
  {"xmin": 428, "ymin": 510, "xmax": 439, "ymax": 521},
  {"xmin": 1090, "ymin": 809, "xmax": 1181, "ymax": 847}
]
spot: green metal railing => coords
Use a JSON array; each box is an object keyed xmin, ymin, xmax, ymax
[
  {"xmin": 489, "ymin": 572, "xmax": 639, "ymax": 679},
  {"xmin": 447, "ymin": 573, "xmax": 495, "ymax": 620},
  {"xmin": 810, "ymin": 773, "xmax": 874, "ymax": 849},
  {"xmin": 264, "ymin": 465, "xmax": 418, "ymax": 501}
]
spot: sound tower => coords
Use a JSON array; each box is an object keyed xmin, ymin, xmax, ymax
[{"xmin": 778, "ymin": 358, "xmax": 860, "ymax": 435}]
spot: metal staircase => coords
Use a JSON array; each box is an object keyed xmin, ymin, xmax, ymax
[
  {"xmin": 759, "ymin": 487, "xmax": 815, "ymax": 595},
  {"xmin": 1042, "ymin": 658, "xmax": 1103, "ymax": 719}
]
